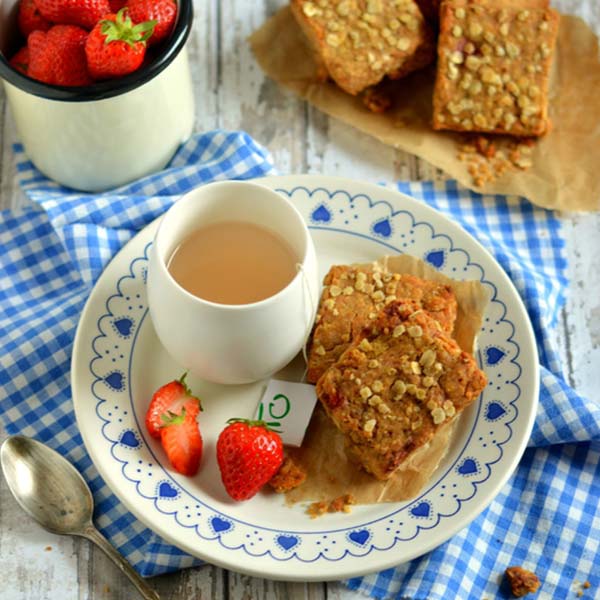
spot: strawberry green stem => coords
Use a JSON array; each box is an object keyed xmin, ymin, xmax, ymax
[
  {"xmin": 161, "ymin": 408, "xmax": 187, "ymax": 427},
  {"xmin": 226, "ymin": 418, "xmax": 281, "ymax": 431},
  {"xmin": 101, "ymin": 8, "xmax": 156, "ymax": 47}
]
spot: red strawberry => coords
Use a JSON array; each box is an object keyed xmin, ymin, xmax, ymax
[
  {"xmin": 18, "ymin": 0, "xmax": 51, "ymax": 38},
  {"xmin": 145, "ymin": 373, "xmax": 201, "ymax": 439},
  {"xmin": 108, "ymin": 0, "xmax": 126, "ymax": 12},
  {"xmin": 33, "ymin": 0, "xmax": 110, "ymax": 30},
  {"xmin": 160, "ymin": 408, "xmax": 203, "ymax": 476},
  {"xmin": 126, "ymin": 0, "xmax": 175, "ymax": 45},
  {"xmin": 9, "ymin": 47, "xmax": 30, "ymax": 75},
  {"xmin": 216, "ymin": 419, "xmax": 284, "ymax": 501},
  {"xmin": 28, "ymin": 25, "xmax": 92, "ymax": 86},
  {"xmin": 85, "ymin": 8, "xmax": 155, "ymax": 80}
]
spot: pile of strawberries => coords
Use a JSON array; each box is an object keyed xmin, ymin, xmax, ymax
[
  {"xmin": 146, "ymin": 374, "xmax": 285, "ymax": 501},
  {"xmin": 9, "ymin": 0, "xmax": 177, "ymax": 86}
]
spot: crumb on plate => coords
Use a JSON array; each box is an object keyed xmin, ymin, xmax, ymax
[
  {"xmin": 306, "ymin": 493, "xmax": 356, "ymax": 518},
  {"xmin": 269, "ymin": 454, "xmax": 307, "ymax": 493}
]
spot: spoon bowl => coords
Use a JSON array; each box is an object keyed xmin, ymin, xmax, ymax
[
  {"xmin": 1, "ymin": 435, "xmax": 92, "ymax": 535},
  {"xmin": 0, "ymin": 435, "xmax": 159, "ymax": 600}
]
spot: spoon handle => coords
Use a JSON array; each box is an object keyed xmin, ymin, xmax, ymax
[{"xmin": 82, "ymin": 525, "xmax": 160, "ymax": 600}]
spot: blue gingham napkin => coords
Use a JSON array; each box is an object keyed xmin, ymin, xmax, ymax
[{"xmin": 0, "ymin": 130, "xmax": 598, "ymax": 599}]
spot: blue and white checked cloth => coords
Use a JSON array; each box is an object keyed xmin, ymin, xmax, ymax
[{"xmin": 0, "ymin": 131, "xmax": 598, "ymax": 599}]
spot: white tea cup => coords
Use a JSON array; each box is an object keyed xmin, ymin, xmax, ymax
[{"xmin": 147, "ymin": 181, "xmax": 319, "ymax": 384}]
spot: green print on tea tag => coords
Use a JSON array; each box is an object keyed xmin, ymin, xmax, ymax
[
  {"xmin": 254, "ymin": 380, "xmax": 318, "ymax": 446},
  {"xmin": 257, "ymin": 393, "xmax": 291, "ymax": 424}
]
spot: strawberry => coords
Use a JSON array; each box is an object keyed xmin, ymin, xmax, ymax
[
  {"xmin": 108, "ymin": 0, "xmax": 126, "ymax": 12},
  {"xmin": 145, "ymin": 373, "xmax": 201, "ymax": 439},
  {"xmin": 28, "ymin": 25, "xmax": 93, "ymax": 86},
  {"xmin": 85, "ymin": 8, "xmax": 155, "ymax": 80},
  {"xmin": 216, "ymin": 419, "xmax": 284, "ymax": 501},
  {"xmin": 126, "ymin": 0, "xmax": 175, "ymax": 45},
  {"xmin": 18, "ymin": 0, "xmax": 51, "ymax": 38},
  {"xmin": 9, "ymin": 47, "xmax": 30, "ymax": 75},
  {"xmin": 33, "ymin": 0, "xmax": 110, "ymax": 30},
  {"xmin": 160, "ymin": 408, "xmax": 203, "ymax": 476}
]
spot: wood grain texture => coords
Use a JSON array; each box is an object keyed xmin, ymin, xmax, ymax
[{"xmin": 0, "ymin": 0, "xmax": 599, "ymax": 598}]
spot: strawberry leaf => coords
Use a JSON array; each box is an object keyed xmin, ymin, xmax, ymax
[
  {"xmin": 226, "ymin": 418, "xmax": 281, "ymax": 432},
  {"xmin": 100, "ymin": 8, "xmax": 156, "ymax": 48},
  {"xmin": 132, "ymin": 20, "xmax": 157, "ymax": 43},
  {"xmin": 177, "ymin": 371, "xmax": 203, "ymax": 411}
]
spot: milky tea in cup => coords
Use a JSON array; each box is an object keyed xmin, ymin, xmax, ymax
[
  {"xmin": 147, "ymin": 180, "xmax": 319, "ymax": 384},
  {"xmin": 167, "ymin": 221, "xmax": 298, "ymax": 305}
]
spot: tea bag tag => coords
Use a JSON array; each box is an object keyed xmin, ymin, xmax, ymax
[{"xmin": 254, "ymin": 380, "xmax": 318, "ymax": 447}]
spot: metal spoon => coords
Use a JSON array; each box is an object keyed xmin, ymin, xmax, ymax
[{"xmin": 0, "ymin": 435, "xmax": 159, "ymax": 600}]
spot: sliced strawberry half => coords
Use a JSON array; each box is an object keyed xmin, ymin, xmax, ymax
[
  {"xmin": 145, "ymin": 372, "xmax": 202, "ymax": 439},
  {"xmin": 160, "ymin": 408, "xmax": 203, "ymax": 476}
]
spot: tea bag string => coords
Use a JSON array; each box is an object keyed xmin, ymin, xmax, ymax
[{"xmin": 296, "ymin": 262, "xmax": 316, "ymax": 383}]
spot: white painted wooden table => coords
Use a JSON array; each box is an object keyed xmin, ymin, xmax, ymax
[{"xmin": 1, "ymin": 1, "xmax": 599, "ymax": 598}]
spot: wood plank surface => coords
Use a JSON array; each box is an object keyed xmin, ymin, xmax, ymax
[{"xmin": 0, "ymin": 0, "xmax": 599, "ymax": 598}]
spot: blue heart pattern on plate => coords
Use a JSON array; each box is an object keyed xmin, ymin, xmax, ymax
[
  {"xmin": 104, "ymin": 371, "xmax": 125, "ymax": 391},
  {"xmin": 311, "ymin": 204, "xmax": 331, "ymax": 223},
  {"xmin": 277, "ymin": 535, "xmax": 299, "ymax": 551},
  {"xmin": 119, "ymin": 430, "xmax": 140, "ymax": 448},
  {"xmin": 410, "ymin": 501, "xmax": 431, "ymax": 519},
  {"xmin": 425, "ymin": 250, "xmax": 445, "ymax": 269},
  {"xmin": 158, "ymin": 482, "xmax": 179, "ymax": 499},
  {"xmin": 486, "ymin": 401, "xmax": 507, "ymax": 421},
  {"xmin": 348, "ymin": 530, "xmax": 370, "ymax": 546},
  {"xmin": 457, "ymin": 458, "xmax": 479, "ymax": 476},
  {"xmin": 211, "ymin": 517, "xmax": 232, "ymax": 533},
  {"xmin": 485, "ymin": 346, "xmax": 506, "ymax": 366},
  {"xmin": 372, "ymin": 218, "xmax": 392, "ymax": 238},
  {"xmin": 113, "ymin": 317, "xmax": 134, "ymax": 338}
]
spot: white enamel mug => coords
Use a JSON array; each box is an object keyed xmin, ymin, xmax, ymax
[
  {"xmin": 0, "ymin": 0, "xmax": 194, "ymax": 192},
  {"xmin": 147, "ymin": 181, "xmax": 320, "ymax": 384}
]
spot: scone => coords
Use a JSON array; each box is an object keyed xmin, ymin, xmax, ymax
[
  {"xmin": 307, "ymin": 264, "xmax": 457, "ymax": 383},
  {"xmin": 432, "ymin": 0, "xmax": 559, "ymax": 136},
  {"xmin": 290, "ymin": 0, "xmax": 435, "ymax": 96},
  {"xmin": 316, "ymin": 300, "xmax": 487, "ymax": 480},
  {"xmin": 416, "ymin": 0, "xmax": 550, "ymax": 24}
]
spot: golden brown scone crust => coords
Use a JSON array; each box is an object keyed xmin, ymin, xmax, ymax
[
  {"xmin": 290, "ymin": 0, "xmax": 435, "ymax": 95},
  {"xmin": 316, "ymin": 300, "xmax": 487, "ymax": 480},
  {"xmin": 432, "ymin": 0, "xmax": 559, "ymax": 137},
  {"xmin": 415, "ymin": 0, "xmax": 549, "ymax": 25},
  {"xmin": 307, "ymin": 264, "xmax": 457, "ymax": 383}
]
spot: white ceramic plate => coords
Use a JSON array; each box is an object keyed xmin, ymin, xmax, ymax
[{"xmin": 71, "ymin": 175, "xmax": 538, "ymax": 581}]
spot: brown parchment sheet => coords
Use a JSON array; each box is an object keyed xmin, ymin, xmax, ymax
[
  {"xmin": 250, "ymin": 8, "xmax": 600, "ymax": 212},
  {"xmin": 285, "ymin": 254, "xmax": 490, "ymax": 505}
]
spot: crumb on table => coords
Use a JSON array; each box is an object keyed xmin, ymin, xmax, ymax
[
  {"xmin": 575, "ymin": 580, "xmax": 592, "ymax": 597},
  {"xmin": 505, "ymin": 566, "xmax": 541, "ymax": 597},
  {"xmin": 457, "ymin": 134, "xmax": 536, "ymax": 187},
  {"xmin": 268, "ymin": 454, "xmax": 307, "ymax": 493},
  {"xmin": 306, "ymin": 494, "xmax": 356, "ymax": 518},
  {"xmin": 362, "ymin": 86, "xmax": 393, "ymax": 113}
]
